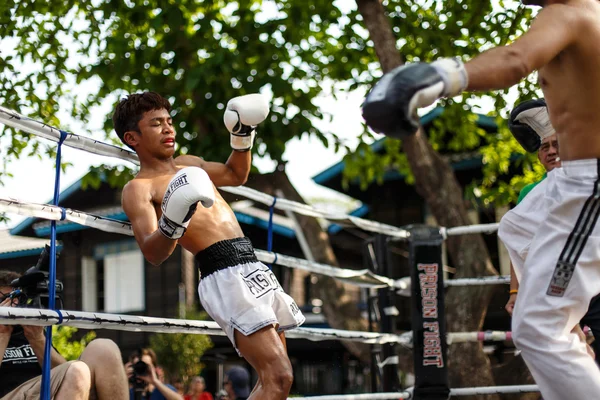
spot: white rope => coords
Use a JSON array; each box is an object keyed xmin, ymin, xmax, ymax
[
  {"xmin": 288, "ymin": 394, "xmax": 409, "ymax": 400},
  {"xmin": 442, "ymin": 223, "xmax": 500, "ymax": 238},
  {"xmin": 0, "ymin": 198, "xmax": 503, "ymax": 292},
  {"xmin": 0, "ymin": 105, "xmax": 411, "ymax": 239},
  {"xmin": 0, "ymin": 104, "xmax": 502, "ymax": 240},
  {"xmin": 255, "ymin": 250, "xmax": 403, "ymax": 289},
  {"xmin": 446, "ymin": 275, "xmax": 510, "ymax": 286},
  {"xmin": 288, "ymin": 385, "xmax": 540, "ymax": 400},
  {"xmin": 0, "ymin": 198, "xmax": 134, "ymax": 236},
  {"xmin": 396, "ymin": 330, "xmax": 515, "ymax": 348},
  {"xmin": 0, "ymin": 105, "xmax": 139, "ymax": 165},
  {"xmin": 448, "ymin": 331, "xmax": 512, "ymax": 344},
  {"xmin": 450, "ymin": 385, "xmax": 539, "ymax": 395},
  {"xmin": 0, "ymin": 308, "xmax": 407, "ymax": 345},
  {"xmin": 0, "ymin": 309, "xmax": 528, "ymax": 346},
  {"xmin": 0, "ymin": 198, "xmax": 408, "ymax": 290}
]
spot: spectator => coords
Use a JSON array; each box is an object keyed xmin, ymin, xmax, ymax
[
  {"xmin": 184, "ymin": 376, "xmax": 213, "ymax": 400},
  {"xmin": 223, "ymin": 367, "xmax": 250, "ymax": 400},
  {"xmin": 173, "ymin": 377, "xmax": 185, "ymax": 396},
  {"xmin": 0, "ymin": 270, "xmax": 129, "ymax": 399},
  {"xmin": 126, "ymin": 348, "xmax": 183, "ymax": 400}
]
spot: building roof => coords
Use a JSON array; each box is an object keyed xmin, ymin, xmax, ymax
[
  {"xmin": 312, "ymin": 107, "xmax": 497, "ymax": 187},
  {"xmin": 0, "ymin": 229, "xmax": 59, "ymax": 259}
]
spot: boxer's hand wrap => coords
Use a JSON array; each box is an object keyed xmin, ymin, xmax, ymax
[
  {"xmin": 224, "ymin": 94, "xmax": 270, "ymax": 151},
  {"xmin": 362, "ymin": 57, "xmax": 468, "ymax": 138},
  {"xmin": 159, "ymin": 167, "xmax": 215, "ymax": 239},
  {"xmin": 509, "ymin": 99, "xmax": 555, "ymax": 153}
]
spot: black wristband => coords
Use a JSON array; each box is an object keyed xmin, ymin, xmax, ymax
[{"xmin": 158, "ymin": 215, "xmax": 186, "ymax": 239}]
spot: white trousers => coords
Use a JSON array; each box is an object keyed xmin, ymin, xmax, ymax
[{"xmin": 508, "ymin": 159, "xmax": 600, "ymax": 400}]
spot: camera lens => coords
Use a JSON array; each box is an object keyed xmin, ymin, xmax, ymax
[{"xmin": 133, "ymin": 361, "xmax": 149, "ymax": 376}]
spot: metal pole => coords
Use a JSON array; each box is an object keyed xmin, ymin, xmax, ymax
[{"xmin": 375, "ymin": 235, "xmax": 400, "ymax": 392}]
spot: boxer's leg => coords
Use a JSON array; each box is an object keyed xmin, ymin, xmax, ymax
[
  {"xmin": 513, "ymin": 162, "xmax": 600, "ymax": 400},
  {"xmin": 234, "ymin": 326, "xmax": 293, "ymax": 400}
]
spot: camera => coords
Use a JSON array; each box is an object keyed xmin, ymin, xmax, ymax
[
  {"xmin": 8, "ymin": 245, "xmax": 63, "ymax": 309},
  {"xmin": 129, "ymin": 359, "xmax": 150, "ymax": 394},
  {"xmin": 132, "ymin": 360, "xmax": 149, "ymax": 377}
]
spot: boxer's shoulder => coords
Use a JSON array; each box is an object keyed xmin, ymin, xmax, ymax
[{"xmin": 122, "ymin": 178, "xmax": 153, "ymax": 203}]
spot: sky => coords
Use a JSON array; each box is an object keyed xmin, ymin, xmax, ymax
[{"xmin": 0, "ymin": 0, "xmax": 527, "ymax": 228}]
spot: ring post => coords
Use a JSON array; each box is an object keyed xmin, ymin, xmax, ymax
[
  {"xmin": 375, "ymin": 234, "xmax": 400, "ymax": 392},
  {"xmin": 407, "ymin": 225, "xmax": 450, "ymax": 400},
  {"xmin": 363, "ymin": 238, "xmax": 382, "ymax": 392}
]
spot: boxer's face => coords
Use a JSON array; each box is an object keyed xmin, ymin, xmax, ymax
[
  {"xmin": 126, "ymin": 108, "xmax": 176, "ymax": 159},
  {"xmin": 538, "ymin": 134, "xmax": 560, "ymax": 171}
]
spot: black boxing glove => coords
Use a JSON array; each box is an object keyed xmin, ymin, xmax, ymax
[
  {"xmin": 508, "ymin": 99, "xmax": 555, "ymax": 153},
  {"xmin": 362, "ymin": 58, "xmax": 468, "ymax": 138}
]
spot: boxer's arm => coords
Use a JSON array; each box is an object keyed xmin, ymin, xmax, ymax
[
  {"xmin": 122, "ymin": 181, "xmax": 178, "ymax": 266},
  {"xmin": 465, "ymin": 4, "xmax": 582, "ymax": 91},
  {"xmin": 175, "ymin": 153, "xmax": 250, "ymax": 187}
]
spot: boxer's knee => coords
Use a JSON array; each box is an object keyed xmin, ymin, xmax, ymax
[{"xmin": 262, "ymin": 360, "xmax": 293, "ymax": 395}]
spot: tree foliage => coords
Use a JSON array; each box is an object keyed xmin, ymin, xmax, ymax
[
  {"xmin": 149, "ymin": 309, "xmax": 213, "ymax": 385},
  {"xmin": 1, "ymin": 1, "xmax": 544, "ymax": 206},
  {"xmin": 52, "ymin": 325, "xmax": 96, "ymax": 361},
  {"xmin": 342, "ymin": 0, "xmax": 545, "ymax": 206}
]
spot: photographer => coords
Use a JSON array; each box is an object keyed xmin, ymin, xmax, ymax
[
  {"xmin": 0, "ymin": 270, "xmax": 129, "ymax": 399},
  {"xmin": 125, "ymin": 348, "xmax": 183, "ymax": 400}
]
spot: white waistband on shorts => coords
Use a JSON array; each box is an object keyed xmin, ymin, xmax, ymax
[{"xmin": 560, "ymin": 159, "xmax": 600, "ymax": 179}]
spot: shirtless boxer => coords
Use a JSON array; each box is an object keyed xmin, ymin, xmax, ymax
[
  {"xmin": 362, "ymin": 1, "xmax": 600, "ymax": 398},
  {"xmin": 502, "ymin": 99, "xmax": 599, "ymax": 362},
  {"xmin": 112, "ymin": 92, "xmax": 304, "ymax": 400}
]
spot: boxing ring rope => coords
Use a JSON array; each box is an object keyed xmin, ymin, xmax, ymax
[
  {"xmin": 0, "ymin": 306, "xmax": 524, "ymax": 346},
  {"xmin": 289, "ymin": 385, "xmax": 541, "ymax": 400},
  {"xmin": 0, "ymin": 307, "xmax": 406, "ymax": 344},
  {"xmin": 0, "ymin": 105, "xmax": 536, "ymax": 398},
  {"xmin": 0, "ymin": 197, "xmax": 511, "ymax": 291},
  {"xmin": 0, "ymin": 105, "xmax": 502, "ymax": 240}
]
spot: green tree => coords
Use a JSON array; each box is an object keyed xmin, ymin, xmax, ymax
[
  {"xmin": 52, "ymin": 326, "xmax": 96, "ymax": 361},
  {"xmin": 149, "ymin": 309, "xmax": 213, "ymax": 386},
  {"xmin": 1, "ymin": 0, "xmax": 546, "ymax": 394},
  {"xmin": 0, "ymin": 0, "xmax": 372, "ymax": 362}
]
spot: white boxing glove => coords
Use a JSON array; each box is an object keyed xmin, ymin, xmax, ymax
[
  {"xmin": 223, "ymin": 94, "xmax": 270, "ymax": 151},
  {"xmin": 158, "ymin": 167, "xmax": 215, "ymax": 239}
]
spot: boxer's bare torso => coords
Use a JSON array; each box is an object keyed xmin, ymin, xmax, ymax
[
  {"xmin": 538, "ymin": 1, "xmax": 600, "ymax": 160},
  {"xmin": 124, "ymin": 163, "xmax": 244, "ymax": 255},
  {"xmin": 120, "ymin": 108, "xmax": 250, "ymax": 264},
  {"xmin": 464, "ymin": 0, "xmax": 600, "ymax": 161}
]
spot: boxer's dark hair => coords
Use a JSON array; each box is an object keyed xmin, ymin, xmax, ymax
[
  {"xmin": 0, "ymin": 271, "xmax": 21, "ymax": 286},
  {"xmin": 112, "ymin": 92, "xmax": 171, "ymax": 150}
]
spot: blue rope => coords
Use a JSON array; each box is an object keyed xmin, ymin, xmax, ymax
[
  {"xmin": 267, "ymin": 197, "xmax": 277, "ymax": 269},
  {"xmin": 40, "ymin": 130, "xmax": 67, "ymax": 400}
]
